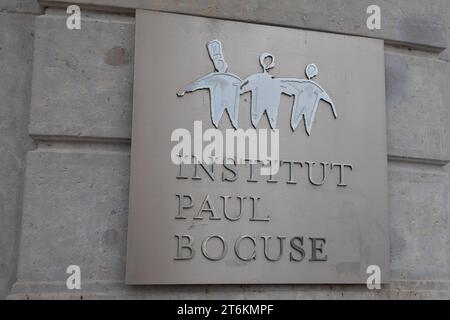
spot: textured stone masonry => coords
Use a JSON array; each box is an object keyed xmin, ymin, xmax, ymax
[
  {"xmin": 0, "ymin": 9, "xmax": 36, "ymax": 299},
  {"xmin": 40, "ymin": 0, "xmax": 448, "ymax": 50},
  {"xmin": 0, "ymin": 0, "xmax": 449, "ymax": 299}
]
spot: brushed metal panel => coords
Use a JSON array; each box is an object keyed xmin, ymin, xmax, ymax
[{"xmin": 126, "ymin": 10, "xmax": 389, "ymax": 284}]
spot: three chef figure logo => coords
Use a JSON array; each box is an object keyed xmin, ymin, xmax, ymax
[{"xmin": 177, "ymin": 39, "xmax": 337, "ymax": 135}]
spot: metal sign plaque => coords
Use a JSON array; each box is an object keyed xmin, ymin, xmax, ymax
[{"xmin": 126, "ymin": 9, "xmax": 389, "ymax": 284}]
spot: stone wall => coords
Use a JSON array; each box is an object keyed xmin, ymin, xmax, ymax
[
  {"xmin": 0, "ymin": 0, "xmax": 449, "ymax": 299},
  {"xmin": 0, "ymin": 0, "xmax": 41, "ymax": 299}
]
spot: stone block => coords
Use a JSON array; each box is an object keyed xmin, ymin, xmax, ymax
[
  {"xmin": 16, "ymin": 145, "xmax": 130, "ymax": 283},
  {"xmin": 385, "ymin": 52, "xmax": 449, "ymax": 163},
  {"xmin": 0, "ymin": 0, "xmax": 42, "ymax": 14},
  {"xmin": 388, "ymin": 161, "xmax": 448, "ymax": 280},
  {"xmin": 41, "ymin": 0, "xmax": 447, "ymax": 50},
  {"xmin": 0, "ymin": 12, "xmax": 36, "ymax": 299},
  {"xmin": 29, "ymin": 10, "xmax": 134, "ymax": 140}
]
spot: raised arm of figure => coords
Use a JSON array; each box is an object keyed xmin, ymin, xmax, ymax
[{"xmin": 177, "ymin": 75, "xmax": 212, "ymax": 97}]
